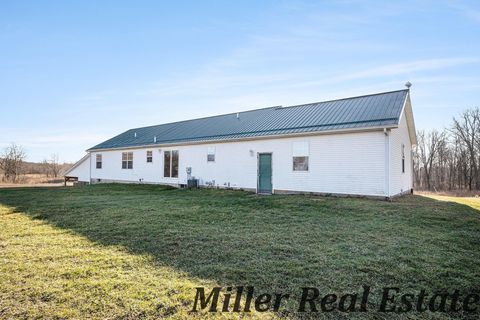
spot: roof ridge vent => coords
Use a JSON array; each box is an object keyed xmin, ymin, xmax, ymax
[{"xmin": 274, "ymin": 105, "xmax": 283, "ymax": 110}]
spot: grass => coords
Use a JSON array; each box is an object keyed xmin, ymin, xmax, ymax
[
  {"xmin": 421, "ymin": 193, "xmax": 480, "ymax": 211},
  {"xmin": 0, "ymin": 184, "xmax": 479, "ymax": 319}
]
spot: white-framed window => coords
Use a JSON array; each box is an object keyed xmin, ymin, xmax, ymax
[
  {"xmin": 146, "ymin": 150, "xmax": 153, "ymax": 163},
  {"xmin": 293, "ymin": 141, "xmax": 309, "ymax": 171},
  {"xmin": 96, "ymin": 154, "xmax": 102, "ymax": 169},
  {"xmin": 164, "ymin": 150, "xmax": 179, "ymax": 178},
  {"xmin": 122, "ymin": 152, "xmax": 133, "ymax": 169},
  {"xmin": 401, "ymin": 144, "xmax": 405, "ymax": 173},
  {"xmin": 207, "ymin": 147, "xmax": 215, "ymax": 162}
]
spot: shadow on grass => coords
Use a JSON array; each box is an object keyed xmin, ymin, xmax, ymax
[
  {"xmin": 1, "ymin": 184, "xmax": 480, "ymax": 316},
  {"xmin": 418, "ymin": 193, "xmax": 480, "ymax": 212}
]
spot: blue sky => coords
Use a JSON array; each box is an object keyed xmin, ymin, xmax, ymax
[{"xmin": 1, "ymin": 0, "xmax": 479, "ymax": 162}]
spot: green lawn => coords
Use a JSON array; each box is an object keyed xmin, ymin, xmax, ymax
[{"xmin": 0, "ymin": 184, "xmax": 479, "ymax": 319}]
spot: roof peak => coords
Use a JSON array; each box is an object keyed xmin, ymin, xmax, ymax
[
  {"xmin": 129, "ymin": 88, "xmax": 409, "ymax": 131},
  {"xmin": 284, "ymin": 89, "xmax": 409, "ymax": 110}
]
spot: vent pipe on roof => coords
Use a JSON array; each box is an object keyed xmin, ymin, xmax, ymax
[
  {"xmin": 154, "ymin": 136, "xmax": 157, "ymax": 143},
  {"xmin": 134, "ymin": 132, "xmax": 137, "ymax": 138},
  {"xmin": 236, "ymin": 112, "xmax": 240, "ymax": 119},
  {"xmin": 405, "ymin": 81, "xmax": 412, "ymax": 89}
]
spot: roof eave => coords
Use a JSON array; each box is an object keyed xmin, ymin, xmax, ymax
[
  {"xmin": 399, "ymin": 92, "xmax": 417, "ymax": 146},
  {"xmin": 87, "ymin": 124, "xmax": 398, "ymax": 152}
]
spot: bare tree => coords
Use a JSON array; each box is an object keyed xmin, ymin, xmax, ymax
[
  {"xmin": 41, "ymin": 159, "xmax": 50, "ymax": 177},
  {"xmin": 48, "ymin": 153, "xmax": 60, "ymax": 178},
  {"xmin": 450, "ymin": 108, "xmax": 480, "ymax": 190},
  {"xmin": 416, "ymin": 130, "xmax": 445, "ymax": 190},
  {"xmin": 0, "ymin": 143, "xmax": 27, "ymax": 183},
  {"xmin": 411, "ymin": 106, "xmax": 480, "ymax": 192}
]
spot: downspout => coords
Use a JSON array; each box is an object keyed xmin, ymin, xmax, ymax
[
  {"xmin": 411, "ymin": 148, "xmax": 414, "ymax": 193},
  {"xmin": 89, "ymin": 152, "xmax": 92, "ymax": 184},
  {"xmin": 384, "ymin": 128, "xmax": 390, "ymax": 199}
]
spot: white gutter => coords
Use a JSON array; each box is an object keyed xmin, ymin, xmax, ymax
[
  {"xmin": 89, "ymin": 152, "xmax": 92, "ymax": 184},
  {"xmin": 384, "ymin": 128, "xmax": 390, "ymax": 198},
  {"xmin": 87, "ymin": 124, "xmax": 398, "ymax": 153}
]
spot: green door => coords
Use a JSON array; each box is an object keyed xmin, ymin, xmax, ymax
[{"xmin": 258, "ymin": 153, "xmax": 272, "ymax": 194}]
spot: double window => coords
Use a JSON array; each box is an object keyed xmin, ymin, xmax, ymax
[
  {"xmin": 164, "ymin": 150, "xmax": 179, "ymax": 178},
  {"xmin": 96, "ymin": 154, "xmax": 102, "ymax": 169},
  {"xmin": 122, "ymin": 152, "xmax": 133, "ymax": 169},
  {"xmin": 292, "ymin": 141, "xmax": 309, "ymax": 171},
  {"xmin": 146, "ymin": 150, "xmax": 153, "ymax": 163},
  {"xmin": 207, "ymin": 147, "xmax": 215, "ymax": 162}
]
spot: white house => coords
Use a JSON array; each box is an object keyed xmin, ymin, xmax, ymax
[{"xmin": 65, "ymin": 89, "xmax": 416, "ymax": 199}]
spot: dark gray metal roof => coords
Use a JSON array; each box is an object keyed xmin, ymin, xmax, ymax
[{"xmin": 88, "ymin": 89, "xmax": 409, "ymax": 151}]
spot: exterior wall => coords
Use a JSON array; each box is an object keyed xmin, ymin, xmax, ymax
[
  {"xmin": 87, "ymin": 131, "xmax": 387, "ymax": 197},
  {"xmin": 66, "ymin": 155, "xmax": 91, "ymax": 182},
  {"xmin": 389, "ymin": 112, "xmax": 413, "ymax": 196}
]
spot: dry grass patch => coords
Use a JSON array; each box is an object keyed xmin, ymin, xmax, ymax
[{"xmin": 419, "ymin": 193, "xmax": 480, "ymax": 211}]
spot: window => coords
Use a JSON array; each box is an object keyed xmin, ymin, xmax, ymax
[
  {"xmin": 146, "ymin": 150, "xmax": 153, "ymax": 163},
  {"xmin": 207, "ymin": 147, "xmax": 215, "ymax": 162},
  {"xmin": 293, "ymin": 141, "xmax": 309, "ymax": 171},
  {"xmin": 164, "ymin": 150, "xmax": 179, "ymax": 178},
  {"xmin": 96, "ymin": 154, "xmax": 102, "ymax": 169},
  {"xmin": 122, "ymin": 152, "xmax": 133, "ymax": 169},
  {"xmin": 172, "ymin": 150, "xmax": 178, "ymax": 177},
  {"xmin": 163, "ymin": 151, "xmax": 171, "ymax": 176},
  {"xmin": 401, "ymin": 144, "xmax": 405, "ymax": 173}
]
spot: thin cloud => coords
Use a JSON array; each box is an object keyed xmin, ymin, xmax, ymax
[
  {"xmin": 1, "ymin": 131, "xmax": 109, "ymax": 148},
  {"xmin": 289, "ymin": 57, "xmax": 480, "ymax": 89},
  {"xmin": 448, "ymin": 0, "xmax": 480, "ymax": 23},
  {"xmin": 336, "ymin": 57, "xmax": 479, "ymax": 81}
]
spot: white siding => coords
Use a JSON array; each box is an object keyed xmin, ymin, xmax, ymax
[
  {"xmin": 389, "ymin": 112, "xmax": 413, "ymax": 196},
  {"xmin": 89, "ymin": 149, "xmax": 165, "ymax": 184},
  {"xmin": 88, "ymin": 131, "xmax": 387, "ymax": 197},
  {"xmin": 66, "ymin": 154, "xmax": 90, "ymax": 182}
]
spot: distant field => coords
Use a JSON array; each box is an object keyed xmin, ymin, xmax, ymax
[
  {"xmin": 0, "ymin": 184, "xmax": 479, "ymax": 319},
  {"xmin": 0, "ymin": 173, "xmax": 67, "ymax": 188}
]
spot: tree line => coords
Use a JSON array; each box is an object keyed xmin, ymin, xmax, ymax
[
  {"xmin": 414, "ymin": 107, "xmax": 480, "ymax": 191},
  {"xmin": 0, "ymin": 143, "xmax": 69, "ymax": 183}
]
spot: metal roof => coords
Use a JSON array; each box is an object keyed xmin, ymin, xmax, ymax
[{"xmin": 88, "ymin": 89, "xmax": 409, "ymax": 151}]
